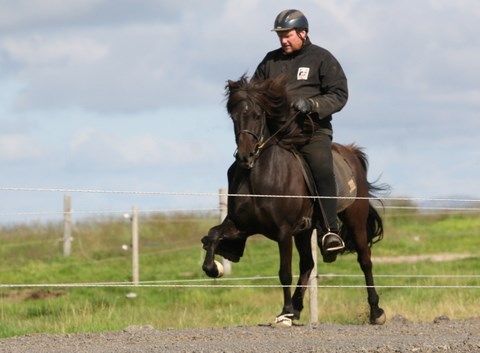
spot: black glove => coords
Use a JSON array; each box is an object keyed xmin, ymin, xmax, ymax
[{"xmin": 292, "ymin": 98, "xmax": 313, "ymax": 114}]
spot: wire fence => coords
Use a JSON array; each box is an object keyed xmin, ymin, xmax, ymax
[
  {"xmin": 0, "ymin": 186, "xmax": 480, "ymax": 218},
  {"xmin": 1, "ymin": 273, "xmax": 480, "ymax": 289},
  {"xmin": 1, "ymin": 186, "xmax": 479, "ymax": 291},
  {"xmin": 2, "ymin": 186, "xmax": 480, "ymax": 203}
]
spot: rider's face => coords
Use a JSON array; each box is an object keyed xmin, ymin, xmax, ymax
[{"xmin": 277, "ymin": 29, "xmax": 306, "ymax": 54}]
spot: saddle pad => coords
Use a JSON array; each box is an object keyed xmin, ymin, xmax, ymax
[{"xmin": 333, "ymin": 150, "xmax": 357, "ymax": 212}]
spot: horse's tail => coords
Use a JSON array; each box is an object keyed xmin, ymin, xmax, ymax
[
  {"xmin": 365, "ymin": 200, "xmax": 384, "ymax": 247},
  {"xmin": 342, "ymin": 144, "xmax": 390, "ymax": 251}
]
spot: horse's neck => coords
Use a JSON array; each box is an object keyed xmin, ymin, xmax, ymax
[
  {"xmin": 267, "ymin": 112, "xmax": 308, "ymax": 147},
  {"xmin": 251, "ymin": 144, "xmax": 287, "ymax": 183}
]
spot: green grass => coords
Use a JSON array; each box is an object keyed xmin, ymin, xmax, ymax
[{"xmin": 0, "ymin": 210, "xmax": 479, "ymax": 338}]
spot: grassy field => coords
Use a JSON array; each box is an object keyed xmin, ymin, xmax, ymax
[{"xmin": 0, "ymin": 209, "xmax": 479, "ymax": 338}]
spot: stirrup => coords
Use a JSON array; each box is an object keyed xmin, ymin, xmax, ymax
[{"xmin": 321, "ymin": 232, "xmax": 345, "ymax": 253}]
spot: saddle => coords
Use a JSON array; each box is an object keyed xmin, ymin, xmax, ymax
[
  {"xmin": 333, "ymin": 147, "xmax": 357, "ymax": 212},
  {"xmin": 294, "ymin": 145, "xmax": 357, "ymax": 213}
]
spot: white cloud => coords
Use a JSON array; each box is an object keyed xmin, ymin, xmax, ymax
[
  {"xmin": 0, "ymin": 0, "xmax": 101, "ymax": 28},
  {"xmin": 1, "ymin": 0, "xmax": 479, "ymax": 114},
  {"xmin": 0, "ymin": 134, "xmax": 48, "ymax": 161},
  {"xmin": 4, "ymin": 0, "xmax": 478, "ymax": 115},
  {"xmin": 0, "ymin": 0, "xmax": 480, "ymax": 219},
  {"xmin": 68, "ymin": 127, "xmax": 218, "ymax": 170},
  {"xmin": 1, "ymin": 35, "xmax": 109, "ymax": 67}
]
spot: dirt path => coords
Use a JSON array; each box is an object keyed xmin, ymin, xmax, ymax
[
  {"xmin": 372, "ymin": 253, "xmax": 477, "ymax": 264},
  {"xmin": 1, "ymin": 316, "xmax": 479, "ymax": 353}
]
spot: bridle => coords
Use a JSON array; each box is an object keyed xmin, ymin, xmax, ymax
[
  {"xmin": 234, "ymin": 111, "xmax": 267, "ymax": 162},
  {"xmin": 233, "ymin": 107, "xmax": 302, "ymax": 162}
]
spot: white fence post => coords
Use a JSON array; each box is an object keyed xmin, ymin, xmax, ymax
[
  {"xmin": 309, "ymin": 229, "xmax": 319, "ymax": 324},
  {"xmin": 131, "ymin": 205, "xmax": 139, "ymax": 285},
  {"xmin": 219, "ymin": 187, "xmax": 232, "ymax": 275},
  {"xmin": 63, "ymin": 194, "xmax": 72, "ymax": 257}
]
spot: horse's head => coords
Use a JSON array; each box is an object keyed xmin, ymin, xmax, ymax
[{"xmin": 226, "ymin": 75, "xmax": 289, "ymax": 169}]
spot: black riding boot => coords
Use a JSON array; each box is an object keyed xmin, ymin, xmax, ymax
[
  {"xmin": 299, "ymin": 134, "xmax": 345, "ymax": 263},
  {"xmin": 314, "ymin": 199, "xmax": 344, "ymax": 263},
  {"xmin": 317, "ymin": 193, "xmax": 345, "ymax": 263}
]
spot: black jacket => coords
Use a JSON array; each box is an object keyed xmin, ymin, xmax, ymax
[{"xmin": 252, "ymin": 38, "xmax": 348, "ymax": 134}]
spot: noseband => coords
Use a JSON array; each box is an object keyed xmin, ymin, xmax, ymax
[{"xmin": 234, "ymin": 112, "xmax": 267, "ymax": 162}]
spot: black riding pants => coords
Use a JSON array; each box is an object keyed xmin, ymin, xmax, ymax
[{"xmin": 298, "ymin": 133, "xmax": 338, "ymax": 233}]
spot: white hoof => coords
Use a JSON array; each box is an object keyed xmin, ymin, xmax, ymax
[
  {"xmin": 272, "ymin": 314, "xmax": 293, "ymax": 328},
  {"xmin": 214, "ymin": 260, "xmax": 224, "ymax": 278}
]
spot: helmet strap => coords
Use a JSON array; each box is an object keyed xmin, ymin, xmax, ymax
[{"xmin": 296, "ymin": 30, "xmax": 307, "ymax": 46}]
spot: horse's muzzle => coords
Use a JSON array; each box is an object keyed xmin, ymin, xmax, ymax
[
  {"xmin": 236, "ymin": 150, "xmax": 259, "ymax": 170},
  {"xmin": 238, "ymin": 158, "xmax": 255, "ymax": 170}
]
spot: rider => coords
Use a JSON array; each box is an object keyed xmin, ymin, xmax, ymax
[{"xmin": 252, "ymin": 9, "xmax": 348, "ymax": 262}]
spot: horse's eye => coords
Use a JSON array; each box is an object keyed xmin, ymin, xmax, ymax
[{"xmin": 253, "ymin": 111, "xmax": 264, "ymax": 121}]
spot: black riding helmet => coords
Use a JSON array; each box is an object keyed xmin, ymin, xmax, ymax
[{"xmin": 272, "ymin": 9, "xmax": 309, "ymax": 32}]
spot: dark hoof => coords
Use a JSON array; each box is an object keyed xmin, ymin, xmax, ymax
[
  {"xmin": 202, "ymin": 261, "xmax": 222, "ymax": 278},
  {"xmin": 370, "ymin": 309, "xmax": 386, "ymax": 325}
]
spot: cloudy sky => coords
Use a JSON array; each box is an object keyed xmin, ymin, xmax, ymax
[{"xmin": 0, "ymin": 0, "xmax": 479, "ymax": 222}]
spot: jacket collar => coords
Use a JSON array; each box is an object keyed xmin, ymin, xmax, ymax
[{"xmin": 282, "ymin": 37, "xmax": 311, "ymax": 57}]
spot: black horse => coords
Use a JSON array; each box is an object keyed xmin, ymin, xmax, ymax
[{"xmin": 201, "ymin": 75, "xmax": 387, "ymax": 325}]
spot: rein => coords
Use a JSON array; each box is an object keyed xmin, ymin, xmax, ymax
[
  {"xmin": 256, "ymin": 110, "xmax": 302, "ymax": 150},
  {"xmin": 235, "ymin": 110, "xmax": 301, "ymax": 162}
]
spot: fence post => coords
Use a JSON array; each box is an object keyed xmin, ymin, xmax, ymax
[
  {"xmin": 219, "ymin": 188, "xmax": 232, "ymax": 275},
  {"xmin": 63, "ymin": 194, "xmax": 72, "ymax": 257},
  {"xmin": 309, "ymin": 229, "xmax": 318, "ymax": 324},
  {"xmin": 131, "ymin": 205, "xmax": 139, "ymax": 285}
]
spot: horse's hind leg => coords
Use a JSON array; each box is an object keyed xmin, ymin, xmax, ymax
[
  {"xmin": 342, "ymin": 206, "xmax": 385, "ymax": 325},
  {"xmin": 356, "ymin": 236, "xmax": 385, "ymax": 325},
  {"xmin": 291, "ymin": 230, "xmax": 314, "ymax": 320}
]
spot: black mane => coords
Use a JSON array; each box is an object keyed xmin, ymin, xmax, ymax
[
  {"xmin": 226, "ymin": 75, "xmax": 290, "ymax": 122},
  {"xmin": 226, "ymin": 75, "xmax": 306, "ymax": 144}
]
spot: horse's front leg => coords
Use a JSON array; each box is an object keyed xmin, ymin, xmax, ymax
[
  {"xmin": 201, "ymin": 226, "xmax": 222, "ymax": 278},
  {"xmin": 276, "ymin": 236, "xmax": 294, "ymax": 319},
  {"xmin": 291, "ymin": 230, "xmax": 314, "ymax": 320},
  {"xmin": 201, "ymin": 217, "xmax": 242, "ymax": 278}
]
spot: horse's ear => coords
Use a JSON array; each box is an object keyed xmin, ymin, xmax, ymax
[
  {"xmin": 226, "ymin": 74, "xmax": 250, "ymax": 94},
  {"xmin": 225, "ymin": 80, "xmax": 237, "ymax": 96},
  {"xmin": 240, "ymin": 73, "xmax": 249, "ymax": 83}
]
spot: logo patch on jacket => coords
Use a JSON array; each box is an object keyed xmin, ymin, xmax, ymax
[{"xmin": 297, "ymin": 67, "xmax": 310, "ymax": 80}]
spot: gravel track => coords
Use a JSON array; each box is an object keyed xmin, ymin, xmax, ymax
[{"xmin": 1, "ymin": 316, "xmax": 479, "ymax": 353}]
